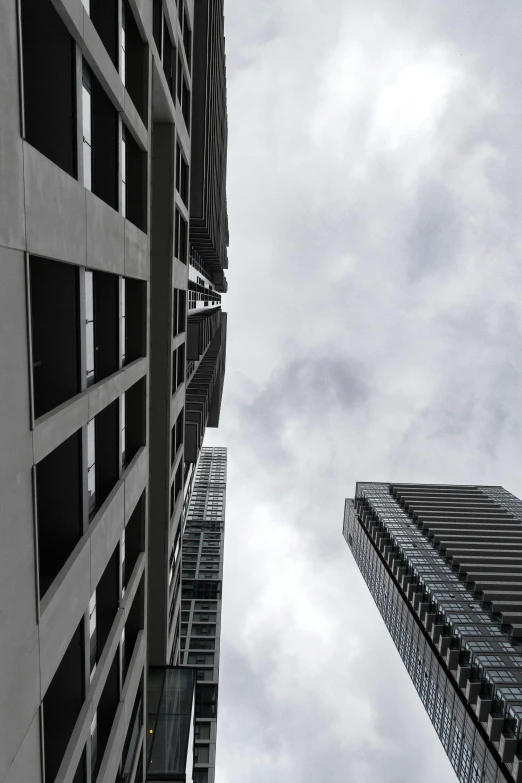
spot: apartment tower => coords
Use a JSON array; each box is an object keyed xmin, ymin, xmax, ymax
[
  {"xmin": 180, "ymin": 447, "xmax": 227, "ymax": 783},
  {"xmin": 0, "ymin": 0, "xmax": 228, "ymax": 781},
  {"xmin": 344, "ymin": 484, "xmax": 522, "ymax": 783}
]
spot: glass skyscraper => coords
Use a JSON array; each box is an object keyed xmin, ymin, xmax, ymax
[{"xmin": 344, "ymin": 483, "xmax": 522, "ymax": 783}]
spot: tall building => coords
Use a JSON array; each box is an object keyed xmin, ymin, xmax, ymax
[
  {"xmin": 148, "ymin": 0, "xmax": 229, "ymax": 675},
  {"xmin": 0, "ymin": 0, "xmax": 228, "ymax": 781},
  {"xmin": 344, "ymin": 483, "xmax": 522, "ymax": 783},
  {"xmin": 179, "ymin": 447, "xmax": 228, "ymax": 783}
]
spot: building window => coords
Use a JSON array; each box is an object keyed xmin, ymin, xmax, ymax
[
  {"xmin": 121, "ymin": 125, "xmax": 127, "ymax": 218},
  {"xmin": 87, "ymin": 418, "xmax": 96, "ymax": 516},
  {"xmin": 30, "ymin": 257, "xmax": 80, "ymax": 418},
  {"xmin": 175, "ymin": 209, "xmax": 187, "ymax": 262},
  {"xmin": 123, "ymin": 124, "xmax": 147, "ymax": 232},
  {"xmin": 85, "ymin": 270, "xmax": 95, "ymax": 386},
  {"xmin": 89, "ymin": 591, "xmax": 97, "ymax": 679},
  {"xmin": 182, "ymin": 9, "xmax": 192, "ymax": 68},
  {"xmin": 82, "ymin": 64, "xmax": 93, "ymax": 190},
  {"xmin": 172, "ymin": 344, "xmax": 185, "ymax": 393},
  {"xmin": 121, "ymin": 528, "xmax": 126, "ymax": 597},
  {"xmin": 120, "ymin": 278, "xmax": 126, "ymax": 365},
  {"xmin": 173, "ymin": 288, "xmax": 186, "ymax": 336},
  {"xmin": 90, "ymin": 712, "xmax": 99, "ymax": 778},
  {"xmin": 176, "ymin": 55, "xmax": 191, "ymax": 132},
  {"xmin": 195, "ymin": 745, "xmax": 209, "ymax": 764},
  {"xmin": 120, "ymin": 1, "xmax": 126, "ymax": 87},
  {"xmin": 176, "ymin": 144, "xmax": 189, "ymax": 205},
  {"xmin": 120, "ymin": 626, "xmax": 126, "ymax": 683},
  {"xmin": 21, "ymin": 0, "xmax": 77, "ymax": 177},
  {"xmin": 121, "ymin": 393, "xmax": 126, "ymax": 468}
]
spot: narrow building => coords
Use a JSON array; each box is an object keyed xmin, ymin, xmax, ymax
[{"xmin": 179, "ymin": 448, "xmax": 228, "ymax": 783}]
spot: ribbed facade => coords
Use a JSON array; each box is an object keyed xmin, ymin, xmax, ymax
[
  {"xmin": 344, "ymin": 483, "xmax": 522, "ymax": 783},
  {"xmin": 189, "ymin": 0, "xmax": 229, "ymax": 290},
  {"xmin": 179, "ymin": 448, "xmax": 227, "ymax": 783}
]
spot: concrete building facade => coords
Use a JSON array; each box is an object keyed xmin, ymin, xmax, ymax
[
  {"xmin": 0, "ymin": 0, "xmax": 228, "ymax": 781},
  {"xmin": 345, "ymin": 484, "xmax": 522, "ymax": 783}
]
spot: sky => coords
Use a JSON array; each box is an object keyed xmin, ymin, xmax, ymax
[{"xmin": 204, "ymin": 1, "xmax": 522, "ymax": 781}]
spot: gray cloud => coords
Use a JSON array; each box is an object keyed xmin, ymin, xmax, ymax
[
  {"xmin": 206, "ymin": 1, "xmax": 522, "ymax": 781},
  {"xmin": 407, "ymin": 181, "xmax": 460, "ymax": 278}
]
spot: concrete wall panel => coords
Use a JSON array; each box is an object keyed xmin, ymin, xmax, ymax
[
  {"xmin": 124, "ymin": 92, "xmax": 148, "ymax": 151},
  {"xmin": 52, "ymin": 0, "xmax": 84, "ymax": 38},
  {"xmin": 124, "ymin": 356, "xmax": 148, "ymax": 391},
  {"xmin": 88, "ymin": 370, "xmax": 125, "ymax": 420},
  {"xmin": 172, "ymin": 256, "xmax": 188, "ymax": 288},
  {"xmin": 0, "ymin": 248, "xmax": 41, "ymax": 782},
  {"xmin": 33, "ymin": 395, "xmax": 87, "ymax": 464},
  {"xmin": 86, "ymin": 191, "xmax": 125, "ymax": 275},
  {"xmin": 24, "ymin": 143, "xmax": 87, "ymax": 266},
  {"xmin": 170, "ymin": 385, "xmax": 185, "ymax": 423},
  {"xmin": 3, "ymin": 711, "xmax": 41, "ymax": 783},
  {"xmin": 125, "ymin": 221, "xmax": 149, "ymax": 280},
  {"xmin": 39, "ymin": 541, "xmax": 91, "ymax": 696},
  {"xmin": 90, "ymin": 482, "xmax": 125, "ymax": 589},
  {"xmin": 0, "ymin": 0, "xmax": 25, "ymax": 250},
  {"xmin": 124, "ymin": 447, "xmax": 148, "ymax": 523}
]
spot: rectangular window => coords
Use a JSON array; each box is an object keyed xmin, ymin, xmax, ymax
[
  {"xmin": 82, "ymin": 66, "xmax": 92, "ymax": 190},
  {"xmin": 121, "ymin": 393, "xmax": 126, "ymax": 467},
  {"xmin": 21, "ymin": 0, "xmax": 77, "ymax": 177},
  {"xmin": 153, "ymin": 0, "xmax": 162, "ymax": 55},
  {"xmin": 175, "ymin": 409, "xmax": 184, "ymax": 453},
  {"xmin": 82, "ymin": 0, "xmax": 90, "ymax": 12},
  {"xmin": 124, "ymin": 124, "xmax": 147, "ymax": 231},
  {"xmin": 87, "ymin": 418, "xmax": 96, "ymax": 516},
  {"xmin": 90, "ymin": 712, "xmax": 98, "ymax": 777},
  {"xmin": 183, "ymin": 10, "xmax": 191, "ymax": 67},
  {"xmin": 195, "ymin": 745, "xmax": 209, "ymax": 764},
  {"xmin": 175, "ymin": 209, "xmax": 187, "ymax": 262},
  {"xmin": 196, "ymin": 724, "xmax": 211, "ymax": 740},
  {"xmin": 89, "ymin": 591, "xmax": 97, "ymax": 679},
  {"xmin": 173, "ymin": 288, "xmax": 186, "ymax": 336},
  {"xmin": 176, "ymin": 144, "xmax": 189, "ymax": 205},
  {"xmin": 162, "ymin": 14, "xmax": 174, "ymax": 94},
  {"xmin": 85, "ymin": 271, "xmax": 95, "ymax": 386},
  {"xmin": 120, "ymin": 278, "xmax": 126, "ymax": 365},
  {"xmin": 121, "ymin": 126, "xmax": 127, "ymax": 218},
  {"xmin": 120, "ymin": 2, "xmax": 126, "ymax": 87},
  {"xmin": 121, "ymin": 528, "xmax": 126, "ymax": 597},
  {"xmin": 178, "ymin": 290, "xmax": 186, "ymax": 334},
  {"xmin": 175, "ymin": 461, "xmax": 183, "ymax": 503},
  {"xmin": 177, "ymin": 343, "xmax": 185, "ymax": 388},
  {"xmin": 30, "ymin": 257, "xmax": 80, "ymax": 418},
  {"xmin": 120, "ymin": 626, "xmax": 126, "ymax": 683}
]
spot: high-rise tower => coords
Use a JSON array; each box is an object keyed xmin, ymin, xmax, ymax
[
  {"xmin": 179, "ymin": 447, "xmax": 227, "ymax": 783},
  {"xmin": 0, "ymin": 0, "xmax": 229, "ymax": 780},
  {"xmin": 345, "ymin": 483, "xmax": 522, "ymax": 783}
]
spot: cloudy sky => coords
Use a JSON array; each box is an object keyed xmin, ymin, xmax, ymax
[{"xmin": 205, "ymin": 1, "xmax": 522, "ymax": 780}]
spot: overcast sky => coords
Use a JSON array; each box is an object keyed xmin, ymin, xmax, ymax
[{"xmin": 204, "ymin": 1, "xmax": 522, "ymax": 781}]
